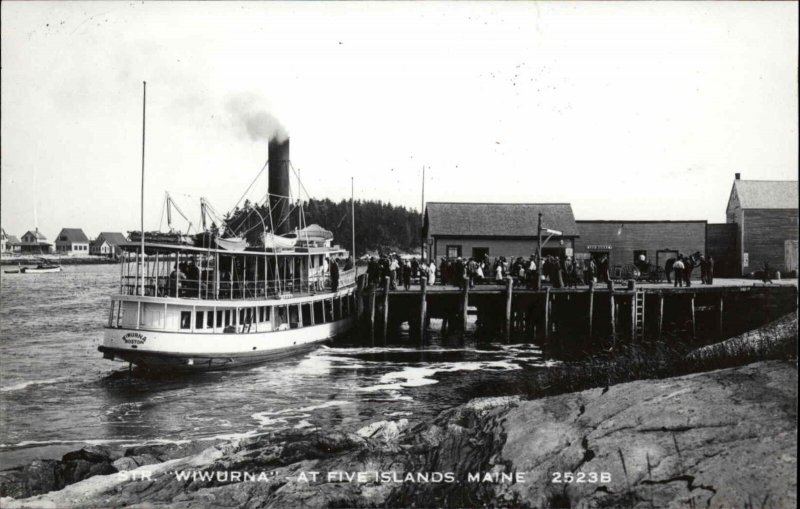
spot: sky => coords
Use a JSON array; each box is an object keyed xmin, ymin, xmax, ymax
[{"xmin": 1, "ymin": 1, "xmax": 797, "ymax": 241}]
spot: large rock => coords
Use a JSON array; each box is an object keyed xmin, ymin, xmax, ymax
[{"xmin": 2, "ymin": 362, "xmax": 795, "ymax": 508}]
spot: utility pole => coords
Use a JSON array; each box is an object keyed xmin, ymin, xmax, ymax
[{"xmin": 420, "ymin": 165, "xmax": 426, "ymax": 261}]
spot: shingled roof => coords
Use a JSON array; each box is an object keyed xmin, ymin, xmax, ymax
[
  {"xmin": 426, "ymin": 202, "xmax": 579, "ymax": 237},
  {"xmin": 56, "ymin": 228, "xmax": 89, "ymax": 243},
  {"xmin": 96, "ymin": 232, "xmax": 128, "ymax": 246},
  {"xmin": 733, "ymin": 180, "xmax": 798, "ymax": 209}
]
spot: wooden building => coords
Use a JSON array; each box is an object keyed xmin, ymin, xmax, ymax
[
  {"xmin": 725, "ymin": 174, "xmax": 799, "ymax": 276},
  {"xmin": 18, "ymin": 229, "xmax": 53, "ymax": 254},
  {"xmin": 424, "ymin": 202, "xmax": 579, "ymax": 260},
  {"xmin": 575, "ymin": 220, "xmax": 707, "ymax": 276},
  {"xmin": 55, "ymin": 228, "xmax": 90, "ymax": 255},
  {"xmin": 90, "ymin": 232, "xmax": 128, "ymax": 258}
]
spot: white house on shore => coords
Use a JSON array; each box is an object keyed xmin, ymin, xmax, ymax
[
  {"xmin": 90, "ymin": 232, "xmax": 128, "ymax": 258},
  {"xmin": 55, "ymin": 228, "xmax": 90, "ymax": 255}
]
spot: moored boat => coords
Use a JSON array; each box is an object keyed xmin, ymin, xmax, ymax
[{"xmin": 99, "ymin": 135, "xmax": 360, "ymax": 371}]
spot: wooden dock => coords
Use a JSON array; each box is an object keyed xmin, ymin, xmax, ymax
[{"xmin": 357, "ymin": 277, "xmax": 797, "ymax": 347}]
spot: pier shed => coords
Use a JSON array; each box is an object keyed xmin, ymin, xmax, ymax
[
  {"xmin": 424, "ymin": 202, "xmax": 579, "ymax": 261},
  {"xmin": 574, "ymin": 220, "xmax": 707, "ymax": 276},
  {"xmin": 725, "ymin": 174, "xmax": 798, "ymax": 277}
]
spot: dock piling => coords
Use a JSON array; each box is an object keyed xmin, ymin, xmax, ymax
[
  {"xmin": 608, "ymin": 283, "xmax": 616, "ymax": 346},
  {"xmin": 419, "ymin": 277, "xmax": 427, "ymax": 342},
  {"xmin": 657, "ymin": 294, "xmax": 664, "ymax": 340},
  {"xmin": 382, "ymin": 276, "xmax": 390, "ymax": 342},
  {"xmin": 588, "ymin": 286, "xmax": 594, "ymax": 339},
  {"xmin": 461, "ymin": 282, "xmax": 470, "ymax": 338},
  {"xmin": 718, "ymin": 295, "xmax": 724, "ymax": 339},
  {"xmin": 690, "ymin": 293, "xmax": 696, "ymax": 340},
  {"xmin": 544, "ymin": 287, "xmax": 551, "ymax": 340},
  {"xmin": 369, "ymin": 284, "xmax": 376, "ymax": 343},
  {"xmin": 505, "ymin": 277, "xmax": 513, "ymax": 342}
]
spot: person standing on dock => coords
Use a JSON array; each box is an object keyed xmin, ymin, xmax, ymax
[
  {"xmin": 403, "ymin": 259, "xmax": 412, "ymax": 290},
  {"xmin": 706, "ymin": 256, "xmax": 714, "ymax": 285},
  {"xmin": 389, "ymin": 255, "xmax": 399, "ymax": 290},
  {"xmin": 367, "ymin": 257, "xmax": 379, "ymax": 287},
  {"xmin": 411, "ymin": 257, "xmax": 419, "ymax": 284},
  {"xmin": 762, "ymin": 261, "xmax": 773, "ymax": 284},
  {"xmin": 673, "ymin": 257, "xmax": 685, "ymax": 287},
  {"xmin": 428, "ymin": 259, "xmax": 437, "ymax": 285},
  {"xmin": 699, "ymin": 255, "xmax": 708, "ymax": 284}
]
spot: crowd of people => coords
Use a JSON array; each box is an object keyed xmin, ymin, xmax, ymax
[{"xmin": 366, "ymin": 253, "xmax": 614, "ymax": 290}]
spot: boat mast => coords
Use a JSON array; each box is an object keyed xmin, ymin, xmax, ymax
[
  {"xmin": 140, "ymin": 81, "xmax": 147, "ymax": 296},
  {"xmin": 351, "ymin": 176, "xmax": 355, "ymax": 260},
  {"xmin": 420, "ymin": 165, "xmax": 425, "ymax": 261}
]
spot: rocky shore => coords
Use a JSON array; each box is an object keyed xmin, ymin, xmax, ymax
[{"xmin": 2, "ymin": 356, "xmax": 795, "ymax": 509}]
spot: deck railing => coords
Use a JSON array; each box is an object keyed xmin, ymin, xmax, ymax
[{"xmin": 119, "ymin": 268, "xmax": 357, "ymax": 300}]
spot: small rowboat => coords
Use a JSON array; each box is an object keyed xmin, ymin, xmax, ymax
[{"xmin": 21, "ymin": 264, "xmax": 62, "ymax": 274}]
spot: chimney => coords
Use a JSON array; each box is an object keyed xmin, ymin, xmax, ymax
[
  {"xmin": 735, "ymin": 173, "xmax": 741, "ymax": 180},
  {"xmin": 268, "ymin": 137, "xmax": 291, "ymax": 235}
]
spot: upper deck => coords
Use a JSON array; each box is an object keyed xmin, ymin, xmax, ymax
[{"xmin": 117, "ymin": 242, "xmax": 355, "ymax": 301}]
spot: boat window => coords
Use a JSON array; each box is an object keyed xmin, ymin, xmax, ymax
[
  {"xmin": 289, "ymin": 305, "xmax": 300, "ymax": 328},
  {"xmin": 342, "ymin": 296, "xmax": 349, "ymax": 317},
  {"xmin": 263, "ymin": 306, "xmax": 271, "ymax": 322},
  {"xmin": 259, "ymin": 307, "xmax": 265, "ymax": 322},
  {"xmin": 195, "ymin": 311, "xmax": 204, "ymax": 330},
  {"xmin": 276, "ymin": 306, "xmax": 287, "ymax": 328},
  {"xmin": 301, "ymin": 303, "xmax": 312, "ymax": 326},
  {"xmin": 314, "ymin": 301, "xmax": 324, "ymax": 323},
  {"xmin": 224, "ymin": 310, "xmax": 231, "ymax": 326},
  {"xmin": 217, "ymin": 310, "xmax": 223, "ymax": 327},
  {"xmin": 180, "ymin": 311, "xmax": 191, "ymax": 330},
  {"xmin": 324, "ymin": 300, "xmax": 334, "ymax": 322},
  {"xmin": 207, "ymin": 312, "xmax": 214, "ymax": 329}
]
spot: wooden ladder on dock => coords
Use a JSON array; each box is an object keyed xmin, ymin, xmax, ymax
[{"xmin": 634, "ymin": 290, "xmax": 646, "ymax": 341}]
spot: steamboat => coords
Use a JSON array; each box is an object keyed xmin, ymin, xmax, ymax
[{"xmin": 99, "ymin": 136, "xmax": 359, "ymax": 371}]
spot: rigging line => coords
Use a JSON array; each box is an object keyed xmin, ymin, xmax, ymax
[
  {"xmin": 158, "ymin": 191, "xmax": 167, "ymax": 232},
  {"xmin": 288, "ymin": 162, "xmax": 312, "ymax": 202},
  {"xmin": 230, "ymin": 160, "xmax": 269, "ymax": 213}
]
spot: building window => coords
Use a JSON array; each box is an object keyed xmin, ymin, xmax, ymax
[{"xmin": 446, "ymin": 245, "xmax": 462, "ymax": 259}]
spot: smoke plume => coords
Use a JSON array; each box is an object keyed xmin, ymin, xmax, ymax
[{"xmin": 226, "ymin": 94, "xmax": 288, "ymax": 143}]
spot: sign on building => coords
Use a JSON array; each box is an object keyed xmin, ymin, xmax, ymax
[{"xmin": 743, "ymin": 252, "xmax": 749, "ymax": 267}]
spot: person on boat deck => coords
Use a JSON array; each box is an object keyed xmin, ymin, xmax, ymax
[
  {"xmin": 329, "ymin": 257, "xmax": 340, "ymax": 291},
  {"xmin": 168, "ymin": 264, "xmax": 187, "ymax": 297}
]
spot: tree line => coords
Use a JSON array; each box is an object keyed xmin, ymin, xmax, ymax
[{"xmin": 216, "ymin": 198, "xmax": 423, "ymax": 256}]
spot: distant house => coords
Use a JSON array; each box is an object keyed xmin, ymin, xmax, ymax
[
  {"xmin": 90, "ymin": 232, "xmax": 128, "ymax": 258},
  {"xmin": 724, "ymin": 174, "xmax": 799, "ymax": 276},
  {"xmin": 4, "ymin": 233, "xmax": 21, "ymax": 253},
  {"xmin": 0, "ymin": 228, "xmax": 8, "ymax": 253},
  {"xmin": 18, "ymin": 229, "xmax": 53, "ymax": 254},
  {"xmin": 55, "ymin": 228, "xmax": 90, "ymax": 255},
  {"xmin": 424, "ymin": 202, "xmax": 580, "ymax": 260}
]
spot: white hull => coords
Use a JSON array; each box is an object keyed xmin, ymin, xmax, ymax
[
  {"xmin": 100, "ymin": 316, "xmax": 356, "ymax": 371},
  {"xmin": 22, "ymin": 267, "xmax": 62, "ymax": 273}
]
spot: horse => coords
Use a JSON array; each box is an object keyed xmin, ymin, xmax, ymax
[{"xmin": 665, "ymin": 252, "xmax": 702, "ymax": 284}]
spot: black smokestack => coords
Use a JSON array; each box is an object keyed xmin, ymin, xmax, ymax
[{"xmin": 268, "ymin": 137, "xmax": 291, "ymax": 235}]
